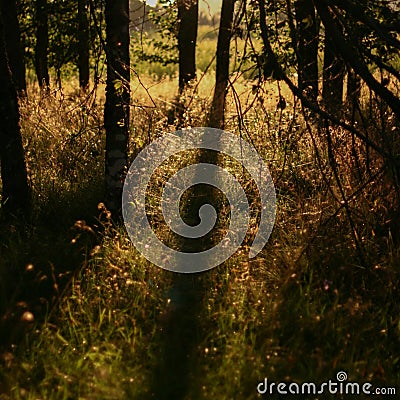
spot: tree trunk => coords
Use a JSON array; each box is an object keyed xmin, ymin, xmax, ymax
[
  {"xmin": 314, "ymin": 0, "xmax": 400, "ymax": 121},
  {"xmin": 322, "ymin": 32, "xmax": 345, "ymax": 114},
  {"xmin": 187, "ymin": 0, "xmax": 235, "ymax": 242},
  {"xmin": 35, "ymin": 0, "xmax": 49, "ymax": 89},
  {"xmin": 0, "ymin": 12, "xmax": 30, "ymax": 216},
  {"xmin": 346, "ymin": 67, "xmax": 361, "ymax": 116},
  {"xmin": 208, "ymin": 0, "xmax": 234, "ymax": 130},
  {"xmin": 78, "ymin": 0, "xmax": 90, "ymax": 91},
  {"xmin": 104, "ymin": 0, "xmax": 130, "ymax": 217},
  {"xmin": 0, "ymin": 0, "xmax": 26, "ymax": 95},
  {"xmin": 295, "ymin": 0, "xmax": 319, "ymax": 101},
  {"xmin": 177, "ymin": 0, "xmax": 198, "ymax": 93}
]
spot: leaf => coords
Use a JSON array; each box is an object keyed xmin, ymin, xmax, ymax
[
  {"xmin": 301, "ymin": 16, "xmax": 313, "ymax": 29},
  {"xmin": 113, "ymin": 79, "xmax": 124, "ymax": 96}
]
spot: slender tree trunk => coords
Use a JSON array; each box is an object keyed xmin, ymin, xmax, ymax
[
  {"xmin": 0, "ymin": 0, "xmax": 26, "ymax": 95},
  {"xmin": 35, "ymin": 0, "xmax": 49, "ymax": 89},
  {"xmin": 295, "ymin": 0, "xmax": 319, "ymax": 101},
  {"xmin": 322, "ymin": 32, "xmax": 345, "ymax": 114},
  {"xmin": 190, "ymin": 0, "xmax": 235, "ymax": 236},
  {"xmin": 208, "ymin": 0, "xmax": 234, "ymax": 130},
  {"xmin": 0, "ymin": 12, "xmax": 30, "ymax": 216},
  {"xmin": 78, "ymin": 0, "xmax": 90, "ymax": 90},
  {"xmin": 346, "ymin": 68, "xmax": 361, "ymax": 115},
  {"xmin": 177, "ymin": 0, "xmax": 198, "ymax": 93},
  {"xmin": 104, "ymin": 0, "xmax": 130, "ymax": 216}
]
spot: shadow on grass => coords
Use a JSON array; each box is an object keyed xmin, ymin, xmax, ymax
[
  {"xmin": 150, "ymin": 272, "xmax": 205, "ymax": 400},
  {"xmin": 0, "ymin": 179, "xmax": 102, "ymax": 351},
  {"xmin": 146, "ymin": 148, "xmax": 223, "ymax": 399}
]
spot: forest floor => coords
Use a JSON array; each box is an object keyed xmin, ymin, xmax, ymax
[{"xmin": 0, "ymin": 60, "xmax": 400, "ymax": 399}]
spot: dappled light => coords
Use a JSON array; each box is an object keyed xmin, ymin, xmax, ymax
[{"xmin": 1, "ymin": 0, "xmax": 400, "ymax": 399}]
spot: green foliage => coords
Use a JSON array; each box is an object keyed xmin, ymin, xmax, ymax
[
  {"xmin": 47, "ymin": 1, "xmax": 79, "ymax": 71},
  {"xmin": 233, "ymin": 0, "xmax": 294, "ymax": 82},
  {"xmin": 18, "ymin": 0, "xmax": 103, "ymax": 83},
  {"xmin": 342, "ymin": 0, "xmax": 400, "ymax": 69},
  {"xmin": 131, "ymin": 25, "xmax": 218, "ymax": 80},
  {"xmin": 131, "ymin": 0, "xmax": 178, "ymax": 70}
]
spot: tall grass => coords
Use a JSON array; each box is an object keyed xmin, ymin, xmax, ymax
[{"xmin": 0, "ymin": 54, "xmax": 399, "ymax": 399}]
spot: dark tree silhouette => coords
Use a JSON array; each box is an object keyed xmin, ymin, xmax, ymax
[
  {"xmin": 295, "ymin": 0, "xmax": 319, "ymax": 101},
  {"xmin": 322, "ymin": 31, "xmax": 345, "ymax": 114},
  {"xmin": 177, "ymin": 0, "xmax": 198, "ymax": 93},
  {"xmin": 208, "ymin": 0, "xmax": 234, "ymax": 129},
  {"xmin": 78, "ymin": 0, "xmax": 90, "ymax": 90},
  {"xmin": 104, "ymin": 0, "xmax": 130, "ymax": 216},
  {"xmin": 189, "ymin": 0, "xmax": 235, "ymax": 227},
  {"xmin": 314, "ymin": 0, "xmax": 400, "ymax": 120},
  {"xmin": 35, "ymin": 0, "xmax": 49, "ymax": 89},
  {"xmin": 346, "ymin": 67, "xmax": 361, "ymax": 121},
  {"xmin": 0, "ymin": 0, "xmax": 26, "ymax": 95},
  {"xmin": 0, "ymin": 12, "xmax": 30, "ymax": 216}
]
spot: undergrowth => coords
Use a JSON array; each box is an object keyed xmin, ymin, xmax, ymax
[{"xmin": 0, "ymin": 71, "xmax": 399, "ymax": 400}]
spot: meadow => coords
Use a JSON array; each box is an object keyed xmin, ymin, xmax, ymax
[{"xmin": 0, "ymin": 24, "xmax": 399, "ymax": 400}]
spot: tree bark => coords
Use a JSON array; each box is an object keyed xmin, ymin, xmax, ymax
[
  {"xmin": 314, "ymin": 0, "xmax": 400, "ymax": 121},
  {"xmin": 189, "ymin": 0, "xmax": 235, "ymax": 236},
  {"xmin": 35, "ymin": 0, "xmax": 49, "ymax": 89},
  {"xmin": 322, "ymin": 31, "xmax": 345, "ymax": 114},
  {"xmin": 0, "ymin": 12, "xmax": 30, "ymax": 216},
  {"xmin": 104, "ymin": 0, "xmax": 130, "ymax": 216},
  {"xmin": 0, "ymin": 0, "xmax": 26, "ymax": 95},
  {"xmin": 295, "ymin": 0, "xmax": 319, "ymax": 101},
  {"xmin": 208, "ymin": 0, "xmax": 234, "ymax": 130},
  {"xmin": 177, "ymin": 0, "xmax": 198, "ymax": 93},
  {"xmin": 346, "ymin": 67, "xmax": 361, "ymax": 124},
  {"xmin": 78, "ymin": 0, "xmax": 90, "ymax": 91}
]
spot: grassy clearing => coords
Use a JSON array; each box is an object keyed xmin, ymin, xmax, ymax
[{"xmin": 1, "ymin": 47, "xmax": 400, "ymax": 400}]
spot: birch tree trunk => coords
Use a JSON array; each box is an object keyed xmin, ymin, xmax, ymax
[
  {"xmin": 208, "ymin": 0, "xmax": 234, "ymax": 130},
  {"xmin": 104, "ymin": 0, "xmax": 130, "ymax": 217},
  {"xmin": 177, "ymin": 0, "xmax": 198, "ymax": 93}
]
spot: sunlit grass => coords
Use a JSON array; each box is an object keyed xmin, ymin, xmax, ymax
[{"xmin": 0, "ymin": 49, "xmax": 400, "ymax": 399}]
